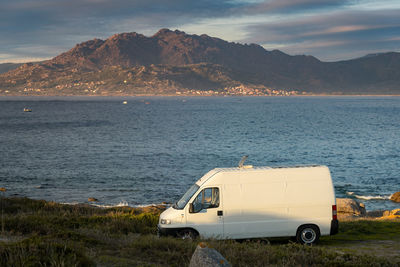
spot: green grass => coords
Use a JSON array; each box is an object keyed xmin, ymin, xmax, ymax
[
  {"xmin": 2, "ymin": 197, "xmax": 159, "ymax": 237},
  {"xmin": 321, "ymin": 219, "xmax": 400, "ymax": 242},
  {"xmin": 1, "ymin": 197, "xmax": 400, "ymax": 266},
  {"xmin": 0, "ymin": 236, "xmax": 94, "ymax": 267}
]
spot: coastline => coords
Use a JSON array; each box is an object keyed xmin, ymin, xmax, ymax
[
  {"xmin": 4, "ymin": 195, "xmax": 400, "ymax": 220},
  {"xmin": 1, "ymin": 93, "xmax": 400, "ymax": 98}
]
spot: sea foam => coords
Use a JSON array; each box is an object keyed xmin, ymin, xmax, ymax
[{"xmin": 353, "ymin": 195, "xmax": 390, "ymax": 200}]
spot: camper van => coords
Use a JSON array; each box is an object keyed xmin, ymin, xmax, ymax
[{"xmin": 158, "ymin": 164, "xmax": 338, "ymax": 244}]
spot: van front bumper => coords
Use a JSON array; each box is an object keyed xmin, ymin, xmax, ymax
[
  {"xmin": 157, "ymin": 225, "xmax": 180, "ymax": 237},
  {"xmin": 330, "ymin": 219, "xmax": 339, "ymax": 235}
]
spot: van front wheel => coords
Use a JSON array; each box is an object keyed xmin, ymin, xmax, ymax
[{"xmin": 296, "ymin": 225, "xmax": 320, "ymax": 245}]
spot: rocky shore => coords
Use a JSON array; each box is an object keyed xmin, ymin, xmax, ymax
[{"xmin": 337, "ymin": 191, "xmax": 400, "ymax": 220}]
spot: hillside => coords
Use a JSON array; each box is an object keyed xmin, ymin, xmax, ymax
[
  {"xmin": 1, "ymin": 29, "xmax": 400, "ymax": 95},
  {"xmin": 0, "ymin": 63, "xmax": 22, "ymax": 74}
]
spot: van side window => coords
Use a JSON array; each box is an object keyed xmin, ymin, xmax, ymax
[{"xmin": 193, "ymin": 188, "xmax": 219, "ymax": 212}]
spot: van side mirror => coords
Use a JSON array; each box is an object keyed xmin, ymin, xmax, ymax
[{"xmin": 189, "ymin": 203, "xmax": 194, "ymax": 213}]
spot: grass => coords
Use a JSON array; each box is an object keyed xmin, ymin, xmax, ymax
[
  {"xmin": 1, "ymin": 197, "xmax": 400, "ymax": 266},
  {"xmin": 0, "ymin": 237, "xmax": 93, "ymax": 267},
  {"xmin": 324, "ymin": 219, "xmax": 400, "ymax": 241}
]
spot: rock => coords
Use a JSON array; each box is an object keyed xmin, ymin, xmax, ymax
[
  {"xmin": 88, "ymin": 197, "xmax": 98, "ymax": 202},
  {"xmin": 383, "ymin": 210, "xmax": 391, "ymax": 217},
  {"xmin": 366, "ymin": 210, "xmax": 385, "ymax": 218},
  {"xmin": 189, "ymin": 242, "xmax": 231, "ymax": 267},
  {"xmin": 380, "ymin": 209, "xmax": 400, "ymax": 219},
  {"xmin": 336, "ymin": 198, "xmax": 366, "ymax": 218},
  {"xmin": 138, "ymin": 205, "xmax": 167, "ymax": 214},
  {"xmin": 390, "ymin": 192, "xmax": 400, "ymax": 203}
]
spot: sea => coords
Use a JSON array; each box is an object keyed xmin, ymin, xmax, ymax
[{"xmin": 0, "ymin": 96, "xmax": 399, "ymax": 211}]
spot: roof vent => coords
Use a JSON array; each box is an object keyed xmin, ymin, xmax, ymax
[{"xmin": 238, "ymin": 155, "xmax": 248, "ymax": 168}]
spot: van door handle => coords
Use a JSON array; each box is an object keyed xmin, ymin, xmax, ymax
[{"xmin": 217, "ymin": 210, "xmax": 223, "ymax": 216}]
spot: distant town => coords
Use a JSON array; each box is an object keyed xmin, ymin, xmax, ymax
[
  {"xmin": 0, "ymin": 84, "xmax": 303, "ymax": 96},
  {"xmin": 177, "ymin": 86, "xmax": 300, "ymax": 96}
]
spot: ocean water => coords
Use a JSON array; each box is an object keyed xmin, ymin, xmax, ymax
[{"xmin": 0, "ymin": 96, "xmax": 399, "ymax": 211}]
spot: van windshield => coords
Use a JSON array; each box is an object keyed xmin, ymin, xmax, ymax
[{"xmin": 173, "ymin": 184, "xmax": 200, "ymax": 210}]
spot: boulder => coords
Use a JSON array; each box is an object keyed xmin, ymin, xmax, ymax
[
  {"xmin": 189, "ymin": 242, "xmax": 231, "ymax": 267},
  {"xmin": 390, "ymin": 192, "xmax": 400, "ymax": 203},
  {"xmin": 336, "ymin": 198, "xmax": 366, "ymax": 218},
  {"xmin": 381, "ymin": 209, "xmax": 400, "ymax": 219},
  {"xmin": 88, "ymin": 197, "xmax": 98, "ymax": 202}
]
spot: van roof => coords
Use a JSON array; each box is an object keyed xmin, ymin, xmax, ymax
[
  {"xmin": 196, "ymin": 165, "xmax": 327, "ymax": 185},
  {"xmin": 213, "ymin": 164, "xmax": 325, "ymax": 172}
]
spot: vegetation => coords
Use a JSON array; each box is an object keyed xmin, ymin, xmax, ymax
[
  {"xmin": 1, "ymin": 197, "xmax": 400, "ymax": 266},
  {"xmin": 324, "ymin": 219, "xmax": 400, "ymax": 241}
]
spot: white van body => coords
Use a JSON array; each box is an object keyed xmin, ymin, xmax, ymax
[{"xmin": 158, "ymin": 165, "xmax": 338, "ymax": 242}]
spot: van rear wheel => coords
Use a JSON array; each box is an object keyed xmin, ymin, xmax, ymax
[
  {"xmin": 178, "ymin": 229, "xmax": 197, "ymax": 240},
  {"xmin": 296, "ymin": 225, "xmax": 320, "ymax": 245}
]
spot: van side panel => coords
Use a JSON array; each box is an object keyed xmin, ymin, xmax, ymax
[
  {"xmin": 221, "ymin": 170, "xmax": 289, "ymax": 239},
  {"xmin": 200, "ymin": 166, "xmax": 336, "ymax": 239},
  {"xmin": 285, "ymin": 167, "xmax": 335, "ymax": 236}
]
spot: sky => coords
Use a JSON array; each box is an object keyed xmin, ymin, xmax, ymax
[{"xmin": 0, "ymin": 0, "xmax": 399, "ymax": 63}]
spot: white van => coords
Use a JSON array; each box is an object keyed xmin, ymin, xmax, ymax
[{"xmin": 158, "ymin": 164, "xmax": 338, "ymax": 244}]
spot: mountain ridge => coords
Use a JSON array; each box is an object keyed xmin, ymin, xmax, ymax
[
  {"xmin": 1, "ymin": 29, "xmax": 400, "ymax": 95},
  {"xmin": 0, "ymin": 63, "xmax": 23, "ymax": 74}
]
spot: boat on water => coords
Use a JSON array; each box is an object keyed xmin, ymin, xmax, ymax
[
  {"xmin": 122, "ymin": 101, "xmax": 128, "ymax": 104},
  {"xmin": 23, "ymin": 108, "xmax": 32, "ymax": 112}
]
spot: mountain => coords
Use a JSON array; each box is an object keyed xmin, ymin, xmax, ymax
[
  {"xmin": 0, "ymin": 63, "xmax": 23, "ymax": 74},
  {"xmin": 326, "ymin": 52, "xmax": 400, "ymax": 93},
  {"xmin": 1, "ymin": 29, "xmax": 400, "ymax": 95}
]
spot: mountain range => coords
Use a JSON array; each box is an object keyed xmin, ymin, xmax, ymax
[
  {"xmin": 1, "ymin": 28, "xmax": 399, "ymax": 95},
  {"xmin": 0, "ymin": 63, "xmax": 22, "ymax": 74}
]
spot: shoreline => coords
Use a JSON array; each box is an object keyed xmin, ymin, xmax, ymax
[
  {"xmin": 3, "ymin": 196, "xmax": 399, "ymax": 220},
  {"xmin": 1, "ymin": 94, "xmax": 400, "ymax": 98}
]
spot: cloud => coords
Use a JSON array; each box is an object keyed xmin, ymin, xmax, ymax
[
  {"xmin": 0, "ymin": 0, "xmax": 399, "ymax": 62},
  {"xmin": 242, "ymin": 8, "xmax": 400, "ymax": 60},
  {"xmin": 1, "ymin": 0, "xmax": 239, "ymax": 32},
  {"xmin": 301, "ymin": 25, "xmax": 378, "ymax": 37},
  {"xmin": 0, "ymin": 0, "xmax": 240, "ymax": 62},
  {"xmin": 243, "ymin": 0, "xmax": 349, "ymax": 14}
]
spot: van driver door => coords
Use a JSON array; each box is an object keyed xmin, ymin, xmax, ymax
[{"xmin": 186, "ymin": 187, "xmax": 223, "ymax": 239}]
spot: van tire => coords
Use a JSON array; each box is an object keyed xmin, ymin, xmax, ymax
[
  {"xmin": 296, "ymin": 225, "xmax": 320, "ymax": 245},
  {"xmin": 178, "ymin": 229, "xmax": 198, "ymax": 240}
]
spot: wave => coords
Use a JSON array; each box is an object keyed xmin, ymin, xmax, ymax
[
  {"xmin": 91, "ymin": 200, "xmax": 130, "ymax": 208},
  {"xmin": 133, "ymin": 203, "xmax": 168, "ymax": 208},
  {"xmin": 60, "ymin": 201, "xmax": 80, "ymax": 205},
  {"xmin": 353, "ymin": 195, "xmax": 390, "ymax": 200},
  {"xmin": 345, "ymin": 191, "xmax": 391, "ymax": 200},
  {"xmin": 91, "ymin": 202, "xmax": 169, "ymax": 208},
  {"xmin": 60, "ymin": 200, "xmax": 168, "ymax": 208}
]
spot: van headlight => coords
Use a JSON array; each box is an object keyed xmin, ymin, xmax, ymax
[{"xmin": 160, "ymin": 219, "xmax": 171, "ymax": 225}]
